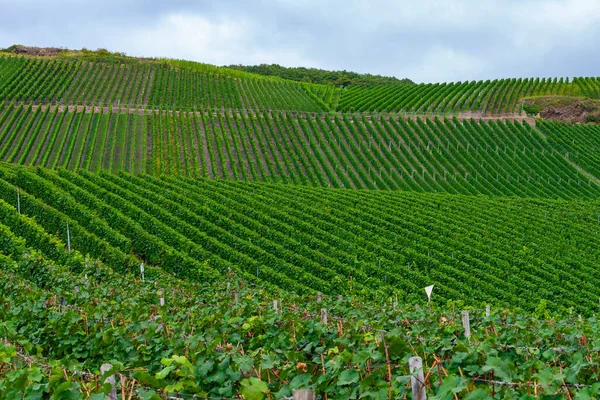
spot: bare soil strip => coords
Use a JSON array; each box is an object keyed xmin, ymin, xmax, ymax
[{"xmin": 25, "ymin": 102, "xmax": 536, "ymax": 125}]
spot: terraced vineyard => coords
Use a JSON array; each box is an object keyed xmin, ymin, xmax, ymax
[
  {"xmin": 1, "ymin": 164, "xmax": 599, "ymax": 313},
  {"xmin": 332, "ymin": 77, "xmax": 600, "ymax": 114},
  {"xmin": 540, "ymin": 121, "xmax": 600, "ymax": 180},
  {"xmin": 1, "ymin": 103, "xmax": 599, "ymax": 199},
  {"xmin": 5, "ymin": 55, "xmax": 600, "ymax": 116},
  {"xmin": 0, "ymin": 56, "xmax": 325, "ymax": 111},
  {"xmin": 143, "ymin": 111, "xmax": 598, "ymax": 198},
  {"xmin": 0, "ymin": 103, "xmax": 147, "ymax": 173},
  {"xmin": 3, "ymin": 48, "xmax": 600, "ymax": 398}
]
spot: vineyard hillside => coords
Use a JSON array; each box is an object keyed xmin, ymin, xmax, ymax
[
  {"xmin": 2, "ymin": 46, "xmax": 600, "ymax": 398},
  {"xmin": 0, "ymin": 55, "xmax": 327, "ymax": 112},
  {"xmin": 331, "ymin": 77, "xmax": 600, "ymax": 115},
  {"xmin": 1, "ymin": 102, "xmax": 600, "ymax": 199},
  {"xmin": 2, "ymin": 52, "xmax": 600, "ymax": 116},
  {"xmin": 0, "ymin": 163, "xmax": 599, "ymax": 314}
]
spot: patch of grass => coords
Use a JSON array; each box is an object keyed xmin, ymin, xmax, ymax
[{"xmin": 523, "ymin": 103, "xmax": 542, "ymax": 115}]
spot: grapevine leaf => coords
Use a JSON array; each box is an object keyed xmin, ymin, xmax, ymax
[
  {"xmin": 338, "ymin": 369, "xmax": 360, "ymax": 386},
  {"xmin": 240, "ymin": 377, "xmax": 269, "ymax": 400}
]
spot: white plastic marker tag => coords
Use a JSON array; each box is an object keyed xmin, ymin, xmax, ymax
[
  {"xmin": 425, "ymin": 285, "xmax": 434, "ymax": 303},
  {"xmin": 140, "ymin": 263, "xmax": 145, "ymax": 283}
]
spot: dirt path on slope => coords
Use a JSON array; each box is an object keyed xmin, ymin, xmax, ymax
[{"xmin": 23, "ymin": 101, "xmax": 538, "ymax": 125}]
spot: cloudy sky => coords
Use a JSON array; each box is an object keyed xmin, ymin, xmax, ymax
[{"xmin": 0, "ymin": 0, "xmax": 598, "ymax": 83}]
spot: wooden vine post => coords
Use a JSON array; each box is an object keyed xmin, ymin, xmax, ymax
[
  {"xmin": 462, "ymin": 310, "xmax": 471, "ymax": 339},
  {"xmin": 409, "ymin": 356, "xmax": 427, "ymax": 400},
  {"xmin": 293, "ymin": 389, "xmax": 315, "ymax": 400},
  {"xmin": 100, "ymin": 363, "xmax": 117, "ymax": 400},
  {"xmin": 320, "ymin": 308, "xmax": 328, "ymax": 325},
  {"xmin": 66, "ymin": 221, "xmax": 71, "ymax": 252}
]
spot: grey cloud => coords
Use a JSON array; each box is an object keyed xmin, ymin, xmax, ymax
[{"xmin": 1, "ymin": 0, "xmax": 599, "ymax": 83}]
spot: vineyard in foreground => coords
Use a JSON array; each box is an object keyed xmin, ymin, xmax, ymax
[
  {"xmin": 1, "ymin": 164, "xmax": 600, "ymax": 398},
  {"xmin": 1, "ymin": 102, "xmax": 600, "ymax": 199},
  {"xmin": 2, "ymin": 260, "xmax": 600, "ymax": 398},
  {"xmin": 0, "ymin": 163, "xmax": 599, "ymax": 314}
]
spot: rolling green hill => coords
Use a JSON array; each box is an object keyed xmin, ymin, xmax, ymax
[
  {"xmin": 0, "ymin": 56, "xmax": 326, "ymax": 111},
  {"xmin": 332, "ymin": 77, "xmax": 600, "ymax": 114},
  {"xmin": 0, "ymin": 164, "xmax": 599, "ymax": 314},
  {"xmin": 0, "ymin": 102, "xmax": 599, "ymax": 199},
  {"xmin": 4, "ymin": 54, "xmax": 600, "ymax": 115},
  {"xmin": 2, "ymin": 47, "xmax": 600, "ymax": 398}
]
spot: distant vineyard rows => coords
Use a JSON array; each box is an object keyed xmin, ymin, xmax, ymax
[
  {"xmin": 540, "ymin": 120, "xmax": 600, "ymax": 179},
  {"xmin": 329, "ymin": 76, "xmax": 600, "ymax": 114},
  {"xmin": 2, "ymin": 56, "xmax": 599, "ymax": 114},
  {"xmin": 0, "ymin": 164, "xmax": 599, "ymax": 314},
  {"xmin": 328, "ymin": 78, "xmax": 600, "ymax": 115},
  {"xmin": 0, "ymin": 56, "xmax": 325, "ymax": 112},
  {"xmin": 0, "ymin": 102, "xmax": 599, "ymax": 199}
]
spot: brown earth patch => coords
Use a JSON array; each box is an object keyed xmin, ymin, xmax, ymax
[
  {"xmin": 523, "ymin": 96, "xmax": 600, "ymax": 124},
  {"xmin": 8, "ymin": 45, "xmax": 66, "ymax": 57},
  {"xmin": 540, "ymin": 106, "xmax": 586, "ymax": 124}
]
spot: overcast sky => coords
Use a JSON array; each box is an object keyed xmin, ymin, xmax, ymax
[{"xmin": 0, "ymin": 0, "xmax": 598, "ymax": 83}]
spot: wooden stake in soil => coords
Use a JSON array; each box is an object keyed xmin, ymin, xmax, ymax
[
  {"xmin": 409, "ymin": 356, "xmax": 427, "ymax": 400},
  {"xmin": 320, "ymin": 308, "xmax": 328, "ymax": 325},
  {"xmin": 100, "ymin": 363, "xmax": 117, "ymax": 400},
  {"xmin": 293, "ymin": 389, "xmax": 315, "ymax": 400},
  {"xmin": 66, "ymin": 221, "xmax": 71, "ymax": 252},
  {"xmin": 462, "ymin": 310, "xmax": 471, "ymax": 339}
]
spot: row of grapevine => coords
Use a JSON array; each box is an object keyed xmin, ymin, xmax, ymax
[
  {"xmin": 60, "ymin": 61, "xmax": 154, "ymax": 106},
  {"xmin": 2, "ymin": 233, "xmax": 598, "ymax": 397},
  {"xmin": 0, "ymin": 103, "xmax": 147, "ymax": 173},
  {"xmin": 0, "ymin": 56, "xmax": 326, "ymax": 112},
  {"xmin": 1, "ymin": 104, "xmax": 598, "ymax": 199},
  {"xmin": 0, "ymin": 56, "xmax": 79, "ymax": 102},
  {"xmin": 147, "ymin": 64, "xmax": 325, "ymax": 111},
  {"xmin": 571, "ymin": 77, "xmax": 600, "ymax": 98},
  {"xmin": 1, "ymin": 163, "xmax": 599, "ymax": 314},
  {"xmin": 539, "ymin": 120, "xmax": 600, "ymax": 179},
  {"xmin": 4, "ymin": 56, "xmax": 600, "ymax": 115},
  {"xmin": 336, "ymin": 77, "xmax": 592, "ymax": 114},
  {"xmin": 130, "ymin": 110, "xmax": 600, "ymax": 199}
]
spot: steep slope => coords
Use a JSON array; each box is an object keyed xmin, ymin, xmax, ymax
[
  {"xmin": 1, "ymin": 163, "xmax": 599, "ymax": 313},
  {"xmin": 334, "ymin": 77, "xmax": 600, "ymax": 114},
  {"xmin": 0, "ymin": 56, "xmax": 326, "ymax": 112},
  {"xmin": 0, "ymin": 103, "xmax": 598, "ymax": 199},
  {"xmin": 540, "ymin": 121, "xmax": 600, "ymax": 180}
]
